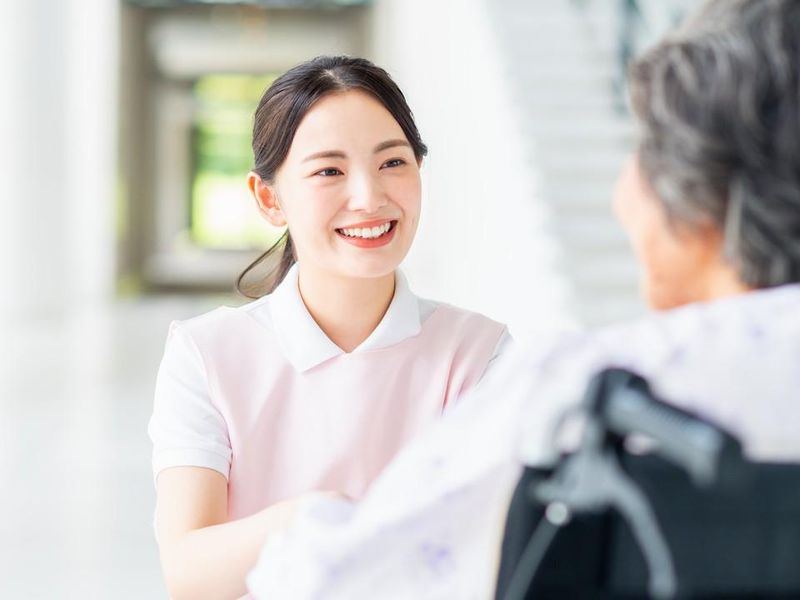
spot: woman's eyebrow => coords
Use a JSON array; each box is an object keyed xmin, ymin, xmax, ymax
[
  {"xmin": 374, "ymin": 139, "xmax": 411, "ymax": 153},
  {"xmin": 302, "ymin": 140, "xmax": 410, "ymax": 163},
  {"xmin": 302, "ymin": 150, "xmax": 347, "ymax": 163}
]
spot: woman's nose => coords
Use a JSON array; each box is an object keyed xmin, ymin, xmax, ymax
[{"xmin": 346, "ymin": 172, "xmax": 387, "ymax": 213}]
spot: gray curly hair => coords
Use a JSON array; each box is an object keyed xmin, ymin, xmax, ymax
[{"xmin": 628, "ymin": 0, "xmax": 800, "ymax": 288}]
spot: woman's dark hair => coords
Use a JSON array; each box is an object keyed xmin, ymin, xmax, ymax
[
  {"xmin": 236, "ymin": 55, "xmax": 428, "ymax": 298},
  {"xmin": 628, "ymin": 0, "xmax": 800, "ymax": 288}
]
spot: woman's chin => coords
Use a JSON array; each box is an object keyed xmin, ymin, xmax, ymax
[
  {"xmin": 333, "ymin": 245, "xmax": 411, "ymax": 280},
  {"xmin": 332, "ymin": 254, "xmax": 406, "ymax": 281}
]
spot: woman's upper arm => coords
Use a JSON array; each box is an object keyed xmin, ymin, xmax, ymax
[
  {"xmin": 149, "ymin": 322, "xmax": 233, "ymax": 485},
  {"xmin": 155, "ymin": 466, "xmax": 228, "ymax": 546},
  {"xmin": 149, "ymin": 322, "xmax": 232, "ymax": 548}
]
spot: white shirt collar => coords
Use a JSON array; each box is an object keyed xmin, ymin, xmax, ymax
[{"xmin": 267, "ymin": 264, "xmax": 422, "ymax": 372}]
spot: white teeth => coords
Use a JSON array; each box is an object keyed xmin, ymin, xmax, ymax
[{"xmin": 339, "ymin": 222, "xmax": 393, "ymax": 239}]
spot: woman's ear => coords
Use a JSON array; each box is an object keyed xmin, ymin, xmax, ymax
[{"xmin": 248, "ymin": 172, "xmax": 287, "ymax": 227}]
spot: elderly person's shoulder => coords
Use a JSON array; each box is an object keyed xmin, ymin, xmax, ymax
[
  {"xmin": 512, "ymin": 284, "xmax": 800, "ymax": 464},
  {"xmin": 593, "ymin": 283, "xmax": 800, "ymax": 369}
]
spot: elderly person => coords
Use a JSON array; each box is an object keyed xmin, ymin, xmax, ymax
[{"xmin": 247, "ymin": 0, "xmax": 800, "ymax": 597}]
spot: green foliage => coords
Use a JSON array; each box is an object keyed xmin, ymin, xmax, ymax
[{"xmin": 191, "ymin": 74, "xmax": 283, "ymax": 249}]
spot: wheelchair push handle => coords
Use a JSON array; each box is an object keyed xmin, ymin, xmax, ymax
[{"xmin": 589, "ymin": 368, "xmax": 745, "ymax": 487}]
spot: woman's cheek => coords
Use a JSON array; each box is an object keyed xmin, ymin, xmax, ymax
[{"xmin": 400, "ymin": 178, "xmax": 422, "ymax": 214}]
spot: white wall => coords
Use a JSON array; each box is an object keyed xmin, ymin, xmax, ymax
[
  {"xmin": 1, "ymin": 2, "xmax": 68, "ymax": 324},
  {"xmin": 1, "ymin": 0, "xmax": 118, "ymax": 328},
  {"xmin": 367, "ymin": 0, "xmax": 573, "ymax": 338},
  {"xmin": 64, "ymin": 0, "xmax": 120, "ymax": 318}
]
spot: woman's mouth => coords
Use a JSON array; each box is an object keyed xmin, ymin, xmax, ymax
[{"xmin": 335, "ymin": 220, "xmax": 397, "ymax": 248}]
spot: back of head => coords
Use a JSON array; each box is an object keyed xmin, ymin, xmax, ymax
[{"xmin": 628, "ymin": 0, "xmax": 800, "ymax": 288}]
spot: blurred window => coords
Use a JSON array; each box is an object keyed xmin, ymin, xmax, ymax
[{"xmin": 190, "ymin": 73, "xmax": 284, "ymax": 250}]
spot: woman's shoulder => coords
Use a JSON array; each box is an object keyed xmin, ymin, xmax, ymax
[
  {"xmin": 418, "ymin": 299, "xmax": 507, "ymax": 354},
  {"xmin": 422, "ymin": 299, "xmax": 506, "ymax": 331},
  {"xmin": 167, "ymin": 295, "xmax": 275, "ymax": 343}
]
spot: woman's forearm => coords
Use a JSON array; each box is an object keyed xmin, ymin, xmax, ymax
[{"xmin": 160, "ymin": 500, "xmax": 294, "ymax": 600}]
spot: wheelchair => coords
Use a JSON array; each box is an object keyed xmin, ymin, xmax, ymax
[{"xmin": 495, "ymin": 368, "xmax": 800, "ymax": 599}]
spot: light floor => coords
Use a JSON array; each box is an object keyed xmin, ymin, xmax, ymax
[{"xmin": 1, "ymin": 295, "xmax": 227, "ymax": 599}]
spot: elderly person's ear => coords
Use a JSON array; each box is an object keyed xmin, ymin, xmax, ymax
[{"xmin": 613, "ymin": 156, "xmax": 746, "ymax": 311}]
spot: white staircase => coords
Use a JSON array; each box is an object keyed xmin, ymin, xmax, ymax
[{"xmin": 487, "ymin": 0, "xmax": 644, "ymax": 326}]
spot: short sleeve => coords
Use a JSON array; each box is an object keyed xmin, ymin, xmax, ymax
[
  {"xmin": 465, "ymin": 328, "xmax": 513, "ymax": 392},
  {"xmin": 488, "ymin": 328, "xmax": 512, "ymax": 363},
  {"xmin": 148, "ymin": 321, "xmax": 232, "ymax": 484}
]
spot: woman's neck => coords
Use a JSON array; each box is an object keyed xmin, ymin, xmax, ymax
[{"xmin": 296, "ymin": 266, "xmax": 396, "ymax": 353}]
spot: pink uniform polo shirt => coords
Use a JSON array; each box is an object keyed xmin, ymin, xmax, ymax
[{"xmin": 149, "ymin": 266, "xmax": 507, "ymax": 520}]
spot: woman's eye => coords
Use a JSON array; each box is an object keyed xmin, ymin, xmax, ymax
[
  {"xmin": 316, "ymin": 168, "xmax": 343, "ymax": 177},
  {"xmin": 381, "ymin": 158, "xmax": 406, "ymax": 169}
]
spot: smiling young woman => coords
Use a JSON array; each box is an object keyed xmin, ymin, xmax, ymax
[
  {"xmin": 148, "ymin": 56, "xmax": 509, "ymax": 600},
  {"xmin": 246, "ymin": 87, "xmax": 426, "ymax": 352}
]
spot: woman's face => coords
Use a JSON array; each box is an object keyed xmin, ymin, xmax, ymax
[
  {"xmin": 613, "ymin": 156, "xmax": 730, "ymax": 310},
  {"xmin": 260, "ymin": 89, "xmax": 421, "ymax": 281}
]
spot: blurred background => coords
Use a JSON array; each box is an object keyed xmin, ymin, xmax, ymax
[{"xmin": 2, "ymin": 0, "xmax": 701, "ymax": 597}]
